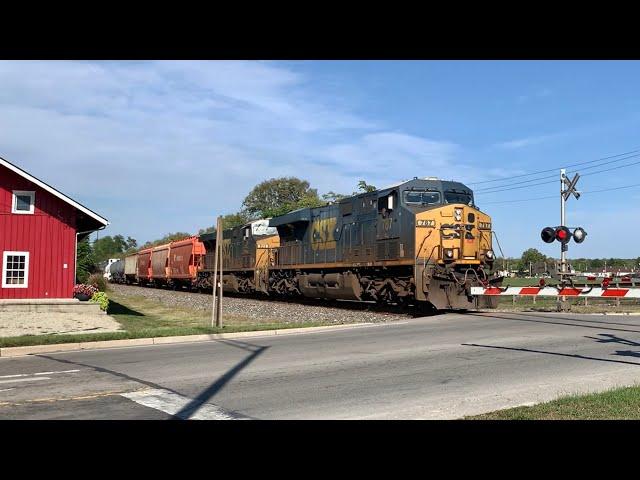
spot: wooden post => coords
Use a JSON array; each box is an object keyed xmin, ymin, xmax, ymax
[
  {"xmin": 217, "ymin": 216, "xmax": 223, "ymax": 327},
  {"xmin": 211, "ymin": 215, "xmax": 223, "ymax": 328}
]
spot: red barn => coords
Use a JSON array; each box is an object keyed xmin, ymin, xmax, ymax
[{"xmin": 0, "ymin": 156, "xmax": 109, "ymax": 299}]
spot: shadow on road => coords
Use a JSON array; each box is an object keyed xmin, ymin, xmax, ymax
[
  {"xmin": 461, "ymin": 342, "xmax": 640, "ymax": 367},
  {"xmin": 36, "ymin": 338, "xmax": 269, "ymax": 421},
  {"xmin": 585, "ymin": 333, "xmax": 640, "ymax": 347},
  {"xmin": 173, "ymin": 339, "xmax": 268, "ymax": 420}
]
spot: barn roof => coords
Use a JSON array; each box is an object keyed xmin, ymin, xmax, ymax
[{"xmin": 1, "ymin": 156, "xmax": 109, "ymax": 235}]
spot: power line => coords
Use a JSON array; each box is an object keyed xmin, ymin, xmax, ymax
[
  {"xmin": 468, "ymin": 147, "xmax": 640, "ymax": 186},
  {"xmin": 475, "ymin": 155, "xmax": 640, "ymax": 195},
  {"xmin": 480, "ymin": 181, "xmax": 640, "ymax": 205},
  {"xmin": 474, "ymin": 153, "xmax": 640, "ymax": 192},
  {"xmin": 474, "ymin": 152, "xmax": 640, "ymax": 193}
]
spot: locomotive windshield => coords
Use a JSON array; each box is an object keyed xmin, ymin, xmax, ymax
[
  {"xmin": 404, "ymin": 190, "xmax": 441, "ymax": 206},
  {"xmin": 444, "ymin": 191, "xmax": 473, "ymax": 205}
]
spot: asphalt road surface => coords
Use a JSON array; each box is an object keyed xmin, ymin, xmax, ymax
[{"xmin": 2, "ymin": 310, "xmax": 640, "ymax": 420}]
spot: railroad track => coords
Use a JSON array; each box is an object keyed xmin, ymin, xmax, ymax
[{"xmin": 113, "ymin": 282, "xmax": 437, "ymax": 316}]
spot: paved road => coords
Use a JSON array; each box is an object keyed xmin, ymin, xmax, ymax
[{"xmin": 2, "ymin": 311, "xmax": 640, "ymax": 419}]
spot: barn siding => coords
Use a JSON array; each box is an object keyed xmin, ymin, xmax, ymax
[{"xmin": 0, "ymin": 166, "xmax": 77, "ymax": 299}]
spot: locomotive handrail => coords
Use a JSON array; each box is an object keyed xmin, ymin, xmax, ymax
[
  {"xmin": 416, "ymin": 230, "xmax": 433, "ymax": 261},
  {"xmin": 490, "ymin": 230, "xmax": 505, "ymax": 259}
]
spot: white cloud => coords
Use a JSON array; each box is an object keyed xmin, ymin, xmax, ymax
[{"xmin": 0, "ymin": 61, "xmax": 476, "ymax": 242}]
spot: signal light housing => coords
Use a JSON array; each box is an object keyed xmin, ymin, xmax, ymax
[
  {"xmin": 541, "ymin": 226, "xmax": 586, "ymax": 244},
  {"xmin": 541, "ymin": 227, "xmax": 556, "ymax": 243},
  {"xmin": 573, "ymin": 227, "xmax": 587, "ymax": 243}
]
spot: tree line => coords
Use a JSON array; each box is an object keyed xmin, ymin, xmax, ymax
[{"xmin": 496, "ymin": 248, "xmax": 640, "ymax": 275}]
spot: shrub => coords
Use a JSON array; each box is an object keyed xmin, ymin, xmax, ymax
[
  {"xmin": 90, "ymin": 291, "xmax": 109, "ymax": 312},
  {"xmin": 73, "ymin": 284, "xmax": 98, "ymax": 297},
  {"xmin": 87, "ymin": 273, "xmax": 107, "ymax": 292}
]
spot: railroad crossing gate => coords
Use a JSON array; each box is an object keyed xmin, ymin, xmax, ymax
[{"xmin": 471, "ymin": 285, "xmax": 640, "ymax": 299}]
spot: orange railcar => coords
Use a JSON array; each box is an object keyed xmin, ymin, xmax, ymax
[
  {"xmin": 136, "ymin": 248, "xmax": 153, "ymax": 283},
  {"xmin": 150, "ymin": 243, "xmax": 171, "ymax": 284},
  {"xmin": 168, "ymin": 236, "xmax": 205, "ymax": 285}
]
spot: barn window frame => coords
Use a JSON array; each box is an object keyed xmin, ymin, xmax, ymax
[
  {"xmin": 11, "ymin": 190, "xmax": 35, "ymax": 214},
  {"xmin": 2, "ymin": 251, "xmax": 30, "ymax": 289}
]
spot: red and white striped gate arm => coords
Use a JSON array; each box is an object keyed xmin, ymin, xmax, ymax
[{"xmin": 470, "ymin": 286, "xmax": 640, "ymax": 298}]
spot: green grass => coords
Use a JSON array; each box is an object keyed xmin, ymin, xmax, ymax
[
  {"xmin": 467, "ymin": 385, "xmax": 640, "ymax": 419},
  {"xmin": 0, "ymin": 290, "xmax": 337, "ymax": 348}
]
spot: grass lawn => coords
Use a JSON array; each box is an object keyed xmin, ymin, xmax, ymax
[
  {"xmin": 467, "ymin": 385, "xmax": 640, "ymax": 419},
  {"xmin": 0, "ymin": 290, "xmax": 331, "ymax": 348}
]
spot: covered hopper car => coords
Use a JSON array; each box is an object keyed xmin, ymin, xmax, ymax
[
  {"xmin": 124, "ymin": 254, "xmax": 137, "ymax": 283},
  {"xmin": 115, "ymin": 237, "xmax": 205, "ymax": 288}
]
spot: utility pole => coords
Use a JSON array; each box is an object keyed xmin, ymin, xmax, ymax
[{"xmin": 211, "ymin": 215, "xmax": 223, "ymax": 328}]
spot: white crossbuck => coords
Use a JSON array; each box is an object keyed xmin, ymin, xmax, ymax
[{"xmin": 470, "ymin": 286, "xmax": 640, "ymax": 298}]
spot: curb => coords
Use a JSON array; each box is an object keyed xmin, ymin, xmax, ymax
[{"xmin": 0, "ymin": 323, "xmax": 375, "ymax": 358}]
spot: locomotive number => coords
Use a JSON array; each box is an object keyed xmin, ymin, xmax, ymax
[{"xmin": 416, "ymin": 219, "xmax": 435, "ymax": 228}]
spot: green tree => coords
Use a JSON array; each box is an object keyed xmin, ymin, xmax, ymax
[
  {"xmin": 142, "ymin": 232, "xmax": 193, "ymax": 249},
  {"xmin": 518, "ymin": 248, "xmax": 547, "ymax": 274},
  {"xmin": 76, "ymin": 237, "xmax": 96, "ymax": 283},
  {"xmin": 322, "ymin": 191, "xmax": 348, "ymax": 203},
  {"xmin": 198, "ymin": 211, "xmax": 253, "ymax": 235},
  {"xmin": 591, "ymin": 258, "xmax": 604, "ymax": 269},
  {"xmin": 242, "ymin": 177, "xmax": 323, "ymax": 218},
  {"xmin": 356, "ymin": 180, "xmax": 377, "ymax": 193},
  {"xmin": 93, "ymin": 234, "xmax": 137, "ymax": 263}
]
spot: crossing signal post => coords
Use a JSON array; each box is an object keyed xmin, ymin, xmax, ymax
[
  {"xmin": 540, "ymin": 169, "xmax": 587, "ymax": 276},
  {"xmin": 539, "ymin": 169, "xmax": 588, "ymax": 310}
]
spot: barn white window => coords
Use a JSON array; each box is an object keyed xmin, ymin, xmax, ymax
[
  {"xmin": 11, "ymin": 190, "xmax": 35, "ymax": 214},
  {"xmin": 2, "ymin": 252, "xmax": 29, "ymax": 288}
]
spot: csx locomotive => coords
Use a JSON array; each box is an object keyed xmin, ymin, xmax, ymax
[{"xmin": 111, "ymin": 177, "xmax": 499, "ymax": 310}]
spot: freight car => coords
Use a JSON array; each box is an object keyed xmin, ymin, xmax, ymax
[
  {"xmin": 109, "ymin": 258, "xmax": 125, "ymax": 283},
  {"xmin": 150, "ymin": 243, "xmax": 171, "ymax": 286},
  {"xmin": 136, "ymin": 247, "xmax": 153, "ymax": 285},
  {"xmin": 114, "ymin": 237, "xmax": 205, "ymax": 288},
  {"xmin": 197, "ymin": 177, "xmax": 500, "ymax": 310},
  {"xmin": 124, "ymin": 254, "xmax": 137, "ymax": 284}
]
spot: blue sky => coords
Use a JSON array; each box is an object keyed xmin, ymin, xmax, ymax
[{"xmin": 1, "ymin": 60, "xmax": 639, "ymax": 259}]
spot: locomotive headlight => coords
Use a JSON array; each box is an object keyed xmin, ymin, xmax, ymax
[
  {"xmin": 454, "ymin": 208, "xmax": 462, "ymax": 221},
  {"xmin": 444, "ymin": 248, "xmax": 454, "ymax": 260},
  {"xmin": 485, "ymin": 249, "xmax": 494, "ymax": 260}
]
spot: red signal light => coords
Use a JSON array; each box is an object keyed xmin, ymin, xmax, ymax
[{"xmin": 555, "ymin": 226, "xmax": 571, "ymax": 244}]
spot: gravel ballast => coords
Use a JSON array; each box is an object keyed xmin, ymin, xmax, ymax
[{"xmin": 108, "ymin": 283, "xmax": 411, "ymax": 325}]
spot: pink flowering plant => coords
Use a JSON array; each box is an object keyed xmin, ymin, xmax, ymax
[{"xmin": 73, "ymin": 284, "xmax": 98, "ymax": 297}]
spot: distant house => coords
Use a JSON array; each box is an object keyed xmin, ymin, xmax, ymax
[{"xmin": 0, "ymin": 156, "xmax": 109, "ymax": 299}]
